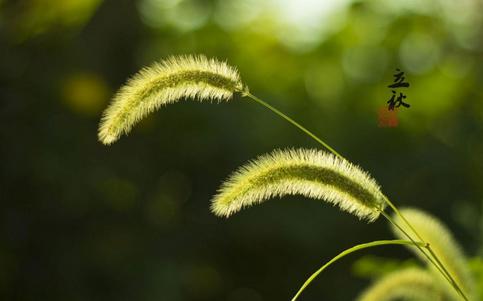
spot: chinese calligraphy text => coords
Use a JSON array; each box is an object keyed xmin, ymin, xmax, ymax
[{"xmin": 387, "ymin": 68, "xmax": 410, "ymax": 110}]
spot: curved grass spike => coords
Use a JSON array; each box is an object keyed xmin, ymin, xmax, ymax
[
  {"xmin": 211, "ymin": 148, "xmax": 386, "ymax": 221},
  {"xmin": 98, "ymin": 55, "xmax": 243, "ymax": 144},
  {"xmin": 391, "ymin": 208, "xmax": 476, "ymax": 300},
  {"xmin": 356, "ymin": 268, "xmax": 444, "ymax": 301}
]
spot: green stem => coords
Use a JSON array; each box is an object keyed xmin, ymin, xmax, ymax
[
  {"xmin": 241, "ymin": 91, "xmax": 469, "ymax": 300},
  {"xmin": 382, "ymin": 199, "xmax": 469, "ymax": 301},
  {"xmin": 242, "ymin": 91, "xmax": 346, "ymax": 161},
  {"xmin": 381, "ymin": 211, "xmax": 468, "ymax": 300},
  {"xmin": 427, "ymin": 245, "xmax": 469, "ymax": 301},
  {"xmin": 291, "ymin": 239, "xmax": 425, "ymax": 301},
  {"xmin": 381, "ymin": 211, "xmax": 438, "ymax": 272},
  {"xmin": 383, "ymin": 195, "xmax": 425, "ymax": 242}
]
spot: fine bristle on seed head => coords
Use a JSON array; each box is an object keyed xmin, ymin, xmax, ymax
[
  {"xmin": 98, "ymin": 55, "xmax": 243, "ymax": 145},
  {"xmin": 211, "ymin": 148, "xmax": 386, "ymax": 221}
]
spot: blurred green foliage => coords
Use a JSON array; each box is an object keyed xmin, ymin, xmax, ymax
[
  {"xmin": 352, "ymin": 255, "xmax": 418, "ymax": 280},
  {"xmin": 1, "ymin": 0, "xmax": 482, "ymax": 300},
  {"xmin": 469, "ymin": 257, "xmax": 483, "ymax": 298},
  {"xmin": 353, "ymin": 256, "xmax": 483, "ymax": 299}
]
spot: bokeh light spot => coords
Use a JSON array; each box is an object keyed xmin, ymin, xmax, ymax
[
  {"xmin": 305, "ymin": 60, "xmax": 344, "ymax": 107},
  {"xmin": 62, "ymin": 72, "xmax": 110, "ymax": 116},
  {"xmin": 400, "ymin": 32, "xmax": 441, "ymax": 74},
  {"xmin": 139, "ymin": 0, "xmax": 210, "ymax": 32},
  {"xmin": 342, "ymin": 45, "xmax": 388, "ymax": 82},
  {"xmin": 213, "ymin": 0, "xmax": 262, "ymax": 30}
]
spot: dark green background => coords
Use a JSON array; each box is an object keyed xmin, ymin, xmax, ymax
[{"xmin": 1, "ymin": 0, "xmax": 482, "ymax": 300}]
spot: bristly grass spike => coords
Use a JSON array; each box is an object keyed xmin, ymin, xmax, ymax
[
  {"xmin": 98, "ymin": 55, "xmax": 243, "ymax": 144},
  {"xmin": 211, "ymin": 148, "xmax": 386, "ymax": 221}
]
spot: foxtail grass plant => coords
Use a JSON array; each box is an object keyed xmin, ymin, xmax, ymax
[
  {"xmin": 99, "ymin": 55, "xmax": 474, "ymax": 300},
  {"xmin": 355, "ymin": 209, "xmax": 477, "ymax": 300},
  {"xmin": 391, "ymin": 208, "xmax": 476, "ymax": 300}
]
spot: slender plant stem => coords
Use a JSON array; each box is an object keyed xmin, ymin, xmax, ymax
[
  {"xmin": 383, "ymin": 195, "xmax": 424, "ymax": 242},
  {"xmin": 381, "ymin": 211, "xmax": 437, "ymax": 270},
  {"xmin": 291, "ymin": 239, "xmax": 425, "ymax": 301},
  {"xmin": 427, "ymin": 246, "xmax": 469, "ymax": 300},
  {"xmin": 380, "ymin": 211, "xmax": 469, "ymax": 301},
  {"xmin": 241, "ymin": 91, "xmax": 469, "ymax": 300},
  {"xmin": 382, "ymin": 199, "xmax": 469, "ymax": 301},
  {"xmin": 242, "ymin": 91, "xmax": 346, "ymax": 161}
]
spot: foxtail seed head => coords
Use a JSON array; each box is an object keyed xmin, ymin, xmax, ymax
[
  {"xmin": 357, "ymin": 268, "xmax": 444, "ymax": 301},
  {"xmin": 211, "ymin": 148, "xmax": 386, "ymax": 221},
  {"xmin": 391, "ymin": 208, "xmax": 476, "ymax": 300},
  {"xmin": 98, "ymin": 55, "xmax": 243, "ymax": 144}
]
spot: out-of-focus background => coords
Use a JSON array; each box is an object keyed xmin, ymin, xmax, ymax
[{"xmin": 1, "ymin": 0, "xmax": 482, "ymax": 300}]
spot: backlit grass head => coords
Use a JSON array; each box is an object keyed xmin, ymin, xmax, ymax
[
  {"xmin": 391, "ymin": 208, "xmax": 476, "ymax": 300},
  {"xmin": 98, "ymin": 55, "xmax": 244, "ymax": 145},
  {"xmin": 211, "ymin": 148, "xmax": 386, "ymax": 221},
  {"xmin": 357, "ymin": 268, "xmax": 443, "ymax": 301}
]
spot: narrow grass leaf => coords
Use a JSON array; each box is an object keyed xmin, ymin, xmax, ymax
[{"xmin": 211, "ymin": 148, "xmax": 386, "ymax": 221}]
